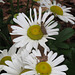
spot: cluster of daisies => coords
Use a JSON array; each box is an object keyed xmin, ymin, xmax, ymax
[{"xmin": 0, "ymin": 0, "xmax": 75, "ymax": 75}]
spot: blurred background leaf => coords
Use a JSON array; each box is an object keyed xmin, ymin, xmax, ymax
[
  {"xmin": 0, "ymin": 9, "xmax": 12, "ymax": 50},
  {"xmin": 56, "ymin": 28, "xmax": 75, "ymax": 42}
]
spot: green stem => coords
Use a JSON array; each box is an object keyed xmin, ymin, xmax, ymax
[
  {"xmin": 0, "ymin": 32, "xmax": 10, "ymax": 47},
  {"xmin": 9, "ymin": 0, "xmax": 14, "ymax": 17},
  {"xmin": 26, "ymin": 0, "xmax": 30, "ymax": 15},
  {"xmin": 31, "ymin": 0, "xmax": 35, "ymax": 9},
  {"xmin": 17, "ymin": 0, "xmax": 19, "ymax": 13}
]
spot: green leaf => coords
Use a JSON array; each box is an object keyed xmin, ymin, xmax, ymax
[
  {"xmin": 66, "ymin": 61, "xmax": 75, "ymax": 75},
  {"xmin": 69, "ymin": 43, "xmax": 75, "ymax": 48},
  {"xmin": 47, "ymin": 40, "xmax": 58, "ymax": 51},
  {"xmin": 0, "ymin": 9, "xmax": 3, "ymax": 28},
  {"xmin": 72, "ymin": 48, "xmax": 75, "ymax": 63},
  {"xmin": 56, "ymin": 28, "xmax": 75, "ymax": 42},
  {"xmin": 64, "ymin": 49, "xmax": 75, "ymax": 75},
  {"xmin": 58, "ymin": 49, "xmax": 72, "ymax": 59},
  {"xmin": 54, "ymin": 42, "xmax": 69, "ymax": 49},
  {"xmin": 0, "ymin": 32, "xmax": 11, "ymax": 47}
]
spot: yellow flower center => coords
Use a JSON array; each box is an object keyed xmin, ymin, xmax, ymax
[
  {"xmin": 0, "ymin": 56, "xmax": 11, "ymax": 65},
  {"xmin": 27, "ymin": 25, "xmax": 43, "ymax": 40},
  {"xmin": 20, "ymin": 69, "xmax": 31, "ymax": 75},
  {"xmin": 36, "ymin": 62, "xmax": 52, "ymax": 75},
  {"xmin": 50, "ymin": 5, "xmax": 63, "ymax": 15}
]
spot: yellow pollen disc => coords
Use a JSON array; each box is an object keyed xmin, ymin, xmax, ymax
[
  {"xmin": 27, "ymin": 25, "xmax": 43, "ymax": 40},
  {"xmin": 0, "ymin": 56, "xmax": 12, "ymax": 65},
  {"xmin": 50, "ymin": 5, "xmax": 63, "ymax": 15},
  {"xmin": 36, "ymin": 62, "xmax": 52, "ymax": 75},
  {"xmin": 20, "ymin": 69, "xmax": 31, "ymax": 75}
]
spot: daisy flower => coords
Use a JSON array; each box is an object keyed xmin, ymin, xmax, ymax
[
  {"xmin": 10, "ymin": 7, "xmax": 59, "ymax": 52},
  {"xmin": 1, "ymin": 49, "xmax": 31, "ymax": 75},
  {"xmin": 22, "ymin": 50, "xmax": 68, "ymax": 75},
  {"xmin": 0, "ymin": 0, "xmax": 5, "ymax": 3},
  {"xmin": 0, "ymin": 44, "xmax": 17, "ymax": 71},
  {"xmin": 41, "ymin": 0, "xmax": 75, "ymax": 24},
  {"xmin": 1, "ymin": 57, "xmax": 29, "ymax": 75}
]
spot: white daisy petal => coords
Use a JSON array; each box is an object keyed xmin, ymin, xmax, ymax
[
  {"xmin": 48, "ymin": 32, "xmax": 59, "ymax": 36},
  {"xmin": 47, "ymin": 28, "xmax": 59, "ymax": 33},
  {"xmin": 52, "ymin": 65, "xmax": 68, "ymax": 71},
  {"xmin": 11, "ymin": 25, "xmax": 23, "ymax": 30},
  {"xmin": 5, "ymin": 61, "xmax": 16, "ymax": 70},
  {"xmin": 32, "ymin": 41, "xmax": 38, "ymax": 50},
  {"xmin": 1, "ymin": 50, "xmax": 8, "ymax": 56},
  {"xmin": 26, "ymin": 41, "xmax": 33, "ymax": 52},
  {"xmin": 46, "ymin": 22, "xmax": 58, "ymax": 29},
  {"xmin": 58, "ymin": 15, "xmax": 68, "ymax": 23},
  {"xmin": 52, "ymin": 55, "xmax": 65, "ymax": 67},
  {"xmin": 52, "ymin": 70, "xmax": 66, "ymax": 75},
  {"xmin": 38, "ymin": 7, "xmax": 42, "ymax": 24},
  {"xmin": 15, "ymin": 39, "xmax": 27, "ymax": 47},
  {"xmin": 17, "ymin": 13, "xmax": 29, "ymax": 28},
  {"xmin": 32, "ymin": 49, "xmax": 41, "ymax": 57},
  {"xmin": 42, "ymin": 12, "xmax": 50, "ymax": 23},
  {"xmin": 30, "ymin": 8, "xmax": 34, "ymax": 23},
  {"xmin": 48, "ymin": 51, "xmax": 53, "ymax": 59},
  {"xmin": 34, "ymin": 8, "xmax": 37, "ymax": 23},
  {"xmin": 13, "ymin": 18, "xmax": 25, "ymax": 28},
  {"xmin": 50, "ymin": 52, "xmax": 57, "ymax": 61},
  {"xmin": 0, "ymin": 65, "xmax": 4, "ymax": 71},
  {"xmin": 3, "ymin": 66, "xmax": 18, "ymax": 74},
  {"xmin": 45, "ymin": 15, "xmax": 54, "ymax": 26},
  {"xmin": 8, "ymin": 44, "xmax": 17, "ymax": 56},
  {"xmin": 47, "ymin": 37, "xmax": 56, "ymax": 40},
  {"xmin": 24, "ymin": 65, "xmax": 33, "ymax": 69},
  {"xmin": 13, "ymin": 36, "xmax": 25, "ymax": 42},
  {"xmin": 22, "ymin": 13, "xmax": 31, "ymax": 25},
  {"xmin": 1, "ymin": 73, "xmax": 12, "ymax": 75},
  {"xmin": 21, "ymin": 71, "xmax": 35, "ymax": 75}
]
